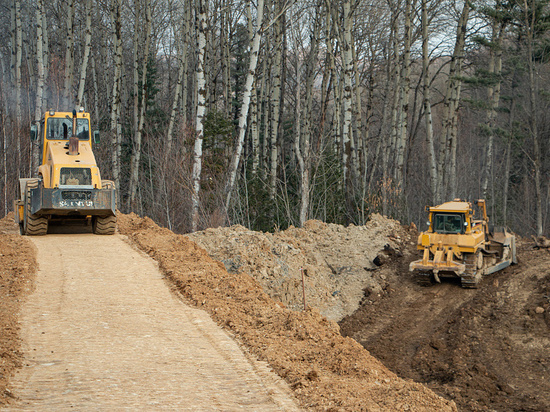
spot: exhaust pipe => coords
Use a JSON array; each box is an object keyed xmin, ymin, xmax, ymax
[{"xmin": 69, "ymin": 109, "xmax": 79, "ymax": 155}]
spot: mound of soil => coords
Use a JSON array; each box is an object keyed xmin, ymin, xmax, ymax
[
  {"xmin": 118, "ymin": 213, "xmax": 456, "ymax": 411},
  {"xmin": 0, "ymin": 214, "xmax": 36, "ymax": 405},
  {"xmin": 339, "ymin": 238, "xmax": 550, "ymax": 411},
  {"xmin": 187, "ymin": 214, "xmax": 411, "ymax": 321}
]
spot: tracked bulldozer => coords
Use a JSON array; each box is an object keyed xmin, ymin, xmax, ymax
[
  {"xmin": 14, "ymin": 109, "xmax": 116, "ymax": 235},
  {"xmin": 409, "ymin": 199, "xmax": 516, "ymax": 288}
]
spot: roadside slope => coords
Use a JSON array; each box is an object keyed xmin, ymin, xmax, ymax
[
  {"xmin": 0, "ymin": 216, "xmax": 35, "ymax": 406},
  {"xmin": 340, "ymin": 240, "xmax": 550, "ymax": 411},
  {"xmin": 5, "ymin": 232, "xmax": 299, "ymax": 410},
  {"xmin": 118, "ymin": 213, "xmax": 457, "ymax": 411}
]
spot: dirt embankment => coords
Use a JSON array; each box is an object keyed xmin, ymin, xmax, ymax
[
  {"xmin": 187, "ymin": 214, "xmax": 409, "ymax": 321},
  {"xmin": 1, "ymin": 212, "xmax": 456, "ymax": 411},
  {"xmin": 117, "ymin": 213, "xmax": 456, "ymax": 411},
  {"xmin": 6, "ymin": 209, "xmax": 547, "ymax": 411},
  {"xmin": 0, "ymin": 215, "xmax": 36, "ymax": 406},
  {"xmin": 339, "ymin": 239, "xmax": 550, "ymax": 411}
]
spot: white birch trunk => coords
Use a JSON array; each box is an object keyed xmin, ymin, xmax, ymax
[
  {"xmin": 523, "ymin": 0, "xmax": 542, "ymax": 236},
  {"xmin": 247, "ymin": 0, "xmax": 260, "ymax": 177},
  {"xmin": 439, "ymin": 0, "xmax": 469, "ymax": 200},
  {"xmin": 341, "ymin": 0, "xmax": 354, "ymax": 191},
  {"xmin": 63, "ymin": 0, "xmax": 75, "ymax": 109},
  {"xmin": 129, "ymin": 0, "xmax": 152, "ymax": 209},
  {"xmin": 33, "ymin": 0, "xmax": 46, "ymax": 172},
  {"xmin": 395, "ymin": 0, "xmax": 413, "ymax": 190},
  {"xmin": 110, "ymin": 0, "xmax": 123, "ymax": 196},
  {"xmin": 481, "ymin": 20, "xmax": 504, "ymax": 198},
  {"xmin": 225, "ymin": 0, "xmax": 265, "ymax": 211},
  {"xmin": 269, "ymin": 3, "xmax": 283, "ymax": 200},
  {"xmin": 167, "ymin": 5, "xmax": 191, "ymax": 154},
  {"xmin": 191, "ymin": 0, "xmax": 208, "ymax": 232},
  {"xmin": 76, "ymin": 0, "xmax": 93, "ymax": 108},
  {"xmin": 14, "ymin": 0, "xmax": 22, "ymax": 176},
  {"xmin": 132, "ymin": 0, "xmax": 141, "ymax": 140},
  {"xmin": 422, "ymin": 0, "xmax": 437, "ymax": 204}
]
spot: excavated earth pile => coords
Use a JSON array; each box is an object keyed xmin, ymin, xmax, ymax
[
  {"xmin": 0, "ymin": 213, "xmax": 456, "ymax": 411},
  {"xmin": 0, "ymin": 215, "xmax": 36, "ymax": 406},
  {"xmin": 117, "ymin": 213, "xmax": 456, "ymax": 411},
  {"xmin": 339, "ymin": 238, "xmax": 550, "ymax": 411},
  {"xmin": 3, "ymin": 210, "xmax": 548, "ymax": 411},
  {"xmin": 186, "ymin": 214, "xmax": 410, "ymax": 321}
]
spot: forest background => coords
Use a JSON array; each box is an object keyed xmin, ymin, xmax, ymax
[{"xmin": 0, "ymin": 0, "xmax": 549, "ymax": 236}]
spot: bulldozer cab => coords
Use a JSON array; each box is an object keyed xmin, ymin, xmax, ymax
[
  {"xmin": 47, "ymin": 117, "xmax": 90, "ymax": 140},
  {"xmin": 432, "ymin": 213, "xmax": 465, "ymax": 234}
]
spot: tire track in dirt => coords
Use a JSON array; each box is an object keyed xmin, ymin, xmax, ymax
[
  {"xmin": 4, "ymin": 233, "xmax": 300, "ymax": 411},
  {"xmin": 340, "ymin": 244, "xmax": 550, "ymax": 411}
]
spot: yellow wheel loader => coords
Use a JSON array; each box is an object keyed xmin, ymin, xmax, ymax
[
  {"xmin": 14, "ymin": 109, "xmax": 116, "ymax": 235},
  {"xmin": 409, "ymin": 199, "xmax": 516, "ymax": 288}
]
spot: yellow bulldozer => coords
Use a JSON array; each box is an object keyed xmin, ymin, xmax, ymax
[
  {"xmin": 14, "ymin": 109, "xmax": 116, "ymax": 235},
  {"xmin": 409, "ymin": 199, "xmax": 516, "ymax": 288}
]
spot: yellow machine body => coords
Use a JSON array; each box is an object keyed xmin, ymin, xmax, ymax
[
  {"xmin": 14, "ymin": 110, "xmax": 116, "ymax": 235},
  {"xmin": 409, "ymin": 199, "xmax": 516, "ymax": 288}
]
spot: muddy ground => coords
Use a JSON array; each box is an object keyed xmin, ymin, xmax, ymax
[
  {"xmin": 184, "ymin": 216, "xmax": 550, "ymax": 411},
  {"xmin": 0, "ymin": 215, "xmax": 35, "ymax": 405},
  {"xmin": 1, "ymin": 211, "xmax": 548, "ymax": 411}
]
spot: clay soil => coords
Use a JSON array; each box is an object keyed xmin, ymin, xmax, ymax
[
  {"xmin": 0, "ymin": 214, "xmax": 36, "ymax": 405},
  {"xmin": 1, "ymin": 211, "xmax": 548, "ymax": 411}
]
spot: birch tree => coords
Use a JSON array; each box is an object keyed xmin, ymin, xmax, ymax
[
  {"xmin": 522, "ymin": 0, "xmax": 543, "ymax": 236},
  {"xmin": 33, "ymin": 0, "xmax": 46, "ymax": 171},
  {"xmin": 110, "ymin": 0, "xmax": 123, "ymax": 196},
  {"xmin": 191, "ymin": 0, "xmax": 208, "ymax": 232},
  {"xmin": 14, "ymin": 0, "xmax": 22, "ymax": 177},
  {"xmin": 129, "ymin": 0, "xmax": 152, "ymax": 209},
  {"xmin": 438, "ymin": 0, "xmax": 470, "ymax": 201},
  {"xmin": 225, "ymin": 0, "xmax": 265, "ymax": 211},
  {"xmin": 422, "ymin": 0, "xmax": 437, "ymax": 204},
  {"xmin": 76, "ymin": 0, "xmax": 93, "ymax": 108},
  {"xmin": 63, "ymin": 0, "xmax": 75, "ymax": 109},
  {"xmin": 166, "ymin": 4, "xmax": 191, "ymax": 154},
  {"xmin": 269, "ymin": 0, "xmax": 283, "ymax": 200}
]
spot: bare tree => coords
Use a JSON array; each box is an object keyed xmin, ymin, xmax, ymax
[
  {"xmin": 191, "ymin": 0, "xmax": 208, "ymax": 232},
  {"xmin": 225, "ymin": 0, "xmax": 265, "ymax": 211}
]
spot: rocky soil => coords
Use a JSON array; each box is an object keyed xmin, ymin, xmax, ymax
[{"xmin": 2, "ymin": 210, "xmax": 549, "ymax": 411}]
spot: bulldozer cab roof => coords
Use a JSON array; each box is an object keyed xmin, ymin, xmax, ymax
[{"xmin": 429, "ymin": 201, "xmax": 471, "ymax": 214}]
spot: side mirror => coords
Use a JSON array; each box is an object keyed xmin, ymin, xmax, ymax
[
  {"xmin": 93, "ymin": 130, "xmax": 100, "ymax": 144},
  {"xmin": 30, "ymin": 124, "xmax": 38, "ymax": 141}
]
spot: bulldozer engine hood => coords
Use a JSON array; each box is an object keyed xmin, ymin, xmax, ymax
[{"xmin": 43, "ymin": 141, "xmax": 101, "ymax": 189}]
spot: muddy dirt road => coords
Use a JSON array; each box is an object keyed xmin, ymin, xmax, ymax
[
  {"xmin": 5, "ymin": 233, "xmax": 299, "ymax": 411},
  {"xmin": 340, "ymin": 243, "xmax": 550, "ymax": 411}
]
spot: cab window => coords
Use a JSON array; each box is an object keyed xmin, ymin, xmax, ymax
[
  {"xmin": 433, "ymin": 213, "xmax": 464, "ymax": 234},
  {"xmin": 47, "ymin": 118, "xmax": 90, "ymax": 140}
]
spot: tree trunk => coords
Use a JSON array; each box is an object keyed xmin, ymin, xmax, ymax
[
  {"xmin": 14, "ymin": 0, "xmax": 22, "ymax": 177},
  {"xmin": 269, "ymin": 1, "xmax": 283, "ymax": 200},
  {"xmin": 225, "ymin": 0, "xmax": 265, "ymax": 211},
  {"xmin": 191, "ymin": 0, "xmax": 208, "ymax": 232},
  {"xmin": 33, "ymin": 0, "xmax": 46, "ymax": 171},
  {"xmin": 340, "ymin": 0, "xmax": 355, "ymax": 200},
  {"xmin": 523, "ymin": 0, "xmax": 542, "ymax": 236},
  {"xmin": 422, "ymin": 0, "xmax": 437, "ymax": 204},
  {"xmin": 63, "ymin": 0, "xmax": 75, "ymax": 109},
  {"xmin": 76, "ymin": 0, "xmax": 93, "ymax": 108},
  {"xmin": 395, "ymin": 0, "xmax": 413, "ymax": 191},
  {"xmin": 110, "ymin": 0, "xmax": 123, "ymax": 198},
  {"xmin": 167, "ymin": 5, "xmax": 191, "ymax": 154},
  {"xmin": 129, "ymin": 0, "xmax": 152, "ymax": 209},
  {"xmin": 440, "ymin": 0, "xmax": 469, "ymax": 200},
  {"xmin": 481, "ymin": 18, "xmax": 504, "ymax": 199}
]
